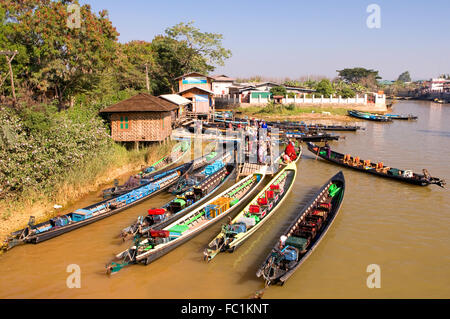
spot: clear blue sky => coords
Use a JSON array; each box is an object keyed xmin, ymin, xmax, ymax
[{"xmin": 80, "ymin": 0, "xmax": 450, "ymax": 81}]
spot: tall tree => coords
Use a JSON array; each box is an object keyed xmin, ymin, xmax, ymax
[
  {"xmin": 151, "ymin": 21, "xmax": 231, "ymax": 93},
  {"xmin": 165, "ymin": 21, "xmax": 232, "ymax": 73},
  {"xmin": 397, "ymin": 71, "xmax": 411, "ymax": 83},
  {"xmin": 337, "ymin": 67, "xmax": 381, "ymax": 84},
  {"xmin": 113, "ymin": 41, "xmax": 155, "ymax": 92},
  {"xmin": 0, "ymin": 0, "xmax": 119, "ymax": 107}
]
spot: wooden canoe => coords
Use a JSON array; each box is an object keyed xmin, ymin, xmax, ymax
[
  {"xmin": 106, "ymin": 169, "xmax": 267, "ymax": 274},
  {"xmin": 1, "ymin": 161, "xmax": 194, "ymax": 252},
  {"xmin": 256, "ymin": 171, "xmax": 345, "ymax": 285},
  {"xmin": 306, "ymin": 142, "xmax": 445, "ymax": 187},
  {"xmin": 347, "ymin": 110, "xmax": 392, "ymax": 122},
  {"xmin": 119, "ymin": 152, "xmax": 236, "ymax": 241},
  {"xmin": 203, "ymin": 145, "xmax": 302, "ymax": 261},
  {"xmin": 102, "ymin": 140, "xmax": 191, "ymax": 198}
]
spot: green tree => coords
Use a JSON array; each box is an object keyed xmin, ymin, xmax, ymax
[
  {"xmin": 315, "ymin": 79, "xmax": 335, "ymax": 96},
  {"xmin": 269, "ymin": 85, "xmax": 287, "ymax": 96},
  {"xmin": 338, "ymin": 87, "xmax": 356, "ymax": 98},
  {"xmin": 159, "ymin": 21, "xmax": 231, "ymax": 92},
  {"xmin": 165, "ymin": 21, "xmax": 231, "ymax": 72},
  {"xmin": 337, "ymin": 67, "xmax": 381, "ymax": 84},
  {"xmin": 149, "ymin": 35, "xmax": 187, "ymax": 94},
  {"xmin": 397, "ymin": 71, "xmax": 411, "ymax": 83},
  {"xmin": 116, "ymin": 41, "xmax": 154, "ymax": 92},
  {"xmin": 0, "ymin": 0, "xmax": 119, "ymax": 107}
]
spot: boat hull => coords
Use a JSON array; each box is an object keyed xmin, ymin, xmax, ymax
[
  {"xmin": 125, "ymin": 172, "xmax": 267, "ymax": 268},
  {"xmin": 347, "ymin": 110, "xmax": 392, "ymax": 122},
  {"xmin": 256, "ymin": 171, "xmax": 345, "ymax": 285},
  {"xmin": 4, "ymin": 162, "xmax": 193, "ymax": 248},
  {"xmin": 306, "ymin": 142, "xmax": 442, "ymax": 186}
]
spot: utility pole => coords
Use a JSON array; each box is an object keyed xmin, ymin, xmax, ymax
[
  {"xmin": 0, "ymin": 50, "xmax": 18, "ymax": 107},
  {"xmin": 145, "ymin": 63, "xmax": 150, "ymax": 92}
]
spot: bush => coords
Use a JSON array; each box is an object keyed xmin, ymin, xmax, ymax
[
  {"xmin": 338, "ymin": 87, "xmax": 356, "ymax": 98},
  {"xmin": 269, "ymin": 86, "xmax": 287, "ymax": 97},
  {"xmin": 287, "ymin": 92, "xmax": 296, "ymax": 98},
  {"xmin": 0, "ymin": 106, "xmax": 112, "ymax": 199}
]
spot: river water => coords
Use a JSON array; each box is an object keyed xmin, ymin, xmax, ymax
[{"xmin": 0, "ymin": 100, "xmax": 449, "ymax": 299}]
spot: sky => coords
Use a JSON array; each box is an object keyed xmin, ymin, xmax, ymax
[{"xmin": 80, "ymin": 0, "xmax": 450, "ymax": 81}]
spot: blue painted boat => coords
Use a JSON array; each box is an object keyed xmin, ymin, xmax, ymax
[
  {"xmin": 2, "ymin": 161, "xmax": 194, "ymax": 251},
  {"xmin": 347, "ymin": 110, "xmax": 392, "ymax": 122},
  {"xmin": 119, "ymin": 152, "xmax": 236, "ymax": 241}
]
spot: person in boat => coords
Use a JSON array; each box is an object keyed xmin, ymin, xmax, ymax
[
  {"xmin": 322, "ymin": 141, "xmax": 331, "ymax": 158},
  {"xmin": 284, "ymin": 139, "xmax": 297, "ymax": 162},
  {"xmin": 258, "ymin": 141, "xmax": 266, "ymax": 164}
]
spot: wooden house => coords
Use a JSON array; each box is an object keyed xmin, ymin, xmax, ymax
[
  {"xmin": 99, "ymin": 93, "xmax": 178, "ymax": 144},
  {"xmin": 158, "ymin": 94, "xmax": 192, "ymax": 120},
  {"xmin": 175, "ymin": 72, "xmax": 215, "ymax": 114}
]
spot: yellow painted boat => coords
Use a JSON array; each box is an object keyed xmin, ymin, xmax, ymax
[{"xmin": 204, "ymin": 145, "xmax": 302, "ymax": 261}]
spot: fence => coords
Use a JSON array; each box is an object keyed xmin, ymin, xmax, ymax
[{"xmin": 214, "ymin": 93, "xmax": 386, "ymax": 109}]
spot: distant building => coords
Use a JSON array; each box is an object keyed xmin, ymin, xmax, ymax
[
  {"xmin": 211, "ymin": 74, "xmax": 235, "ymax": 95},
  {"xmin": 159, "ymin": 94, "xmax": 192, "ymax": 119},
  {"xmin": 379, "ymin": 80, "xmax": 394, "ymax": 86},
  {"xmin": 427, "ymin": 78, "xmax": 449, "ymax": 92},
  {"xmin": 99, "ymin": 93, "xmax": 178, "ymax": 143},
  {"xmin": 228, "ymin": 82, "xmax": 314, "ymax": 103},
  {"xmin": 175, "ymin": 72, "xmax": 215, "ymax": 114}
]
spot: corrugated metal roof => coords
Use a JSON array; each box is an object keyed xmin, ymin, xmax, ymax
[
  {"xmin": 174, "ymin": 72, "xmax": 212, "ymax": 80},
  {"xmin": 211, "ymin": 74, "xmax": 235, "ymax": 82},
  {"xmin": 99, "ymin": 93, "xmax": 178, "ymax": 113},
  {"xmin": 178, "ymin": 86, "xmax": 215, "ymax": 95},
  {"xmin": 159, "ymin": 94, "xmax": 192, "ymax": 105}
]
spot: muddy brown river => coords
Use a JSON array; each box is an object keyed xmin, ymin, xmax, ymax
[{"xmin": 0, "ymin": 100, "xmax": 449, "ymax": 299}]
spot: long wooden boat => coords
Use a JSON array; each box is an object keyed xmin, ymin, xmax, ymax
[
  {"xmin": 347, "ymin": 110, "xmax": 392, "ymax": 122},
  {"xmin": 285, "ymin": 131, "xmax": 339, "ymax": 142},
  {"xmin": 102, "ymin": 140, "xmax": 191, "ymax": 198},
  {"xmin": 256, "ymin": 171, "xmax": 345, "ymax": 286},
  {"xmin": 203, "ymin": 146, "xmax": 301, "ymax": 261},
  {"xmin": 168, "ymin": 150, "xmax": 222, "ymax": 195},
  {"xmin": 106, "ymin": 170, "xmax": 267, "ymax": 274},
  {"xmin": 266, "ymin": 121, "xmax": 362, "ymax": 132},
  {"xmin": 1, "ymin": 161, "xmax": 194, "ymax": 252},
  {"xmin": 307, "ymin": 142, "xmax": 445, "ymax": 187},
  {"xmin": 197, "ymin": 121, "xmax": 338, "ymax": 142},
  {"xmin": 119, "ymin": 152, "xmax": 236, "ymax": 241},
  {"xmin": 383, "ymin": 113, "xmax": 418, "ymax": 120}
]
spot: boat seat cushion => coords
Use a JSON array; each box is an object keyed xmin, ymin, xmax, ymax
[{"xmin": 285, "ymin": 236, "xmax": 309, "ymax": 251}]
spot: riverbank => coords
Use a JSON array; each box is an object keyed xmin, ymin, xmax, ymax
[
  {"xmin": 0, "ymin": 142, "xmax": 176, "ymax": 242},
  {"xmin": 236, "ymin": 105, "xmax": 359, "ymax": 122}
]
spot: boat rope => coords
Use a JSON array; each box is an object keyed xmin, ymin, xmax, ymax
[{"xmin": 250, "ymin": 286, "xmax": 267, "ymax": 299}]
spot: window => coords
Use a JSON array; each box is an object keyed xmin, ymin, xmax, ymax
[{"xmin": 120, "ymin": 116, "xmax": 129, "ymax": 129}]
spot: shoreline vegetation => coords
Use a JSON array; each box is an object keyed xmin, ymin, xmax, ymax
[{"xmin": 0, "ymin": 137, "xmax": 176, "ymax": 242}]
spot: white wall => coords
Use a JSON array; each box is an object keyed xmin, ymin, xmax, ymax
[
  {"xmin": 247, "ymin": 94, "xmax": 382, "ymax": 105},
  {"xmin": 212, "ymin": 82, "xmax": 234, "ymax": 95}
]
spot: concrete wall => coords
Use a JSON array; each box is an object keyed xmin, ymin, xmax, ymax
[
  {"xmin": 212, "ymin": 82, "xmax": 233, "ymax": 95},
  {"xmin": 215, "ymin": 93, "xmax": 387, "ymax": 111}
]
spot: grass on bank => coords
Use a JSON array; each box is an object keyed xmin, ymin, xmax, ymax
[
  {"xmin": 236, "ymin": 103, "xmax": 349, "ymax": 117},
  {"xmin": 0, "ymin": 141, "xmax": 176, "ymax": 224}
]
